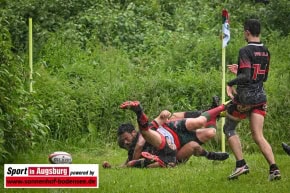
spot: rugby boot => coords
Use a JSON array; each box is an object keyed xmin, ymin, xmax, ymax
[
  {"xmin": 228, "ymin": 164, "xmax": 249, "ymax": 180},
  {"xmin": 120, "ymin": 101, "xmax": 143, "ymax": 113},
  {"xmin": 206, "ymin": 152, "xmax": 229, "ymax": 161},
  {"xmin": 127, "ymin": 159, "xmax": 154, "ymax": 168},
  {"xmin": 141, "ymin": 152, "xmax": 166, "ymax": 168},
  {"xmin": 120, "ymin": 101, "xmax": 148, "ymax": 130},
  {"xmin": 282, "ymin": 142, "xmax": 290, "ymax": 156},
  {"xmin": 269, "ymin": 169, "xmax": 281, "ymax": 181}
]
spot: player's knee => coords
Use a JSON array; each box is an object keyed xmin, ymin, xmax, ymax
[
  {"xmin": 192, "ymin": 146, "xmax": 203, "ymax": 156},
  {"xmin": 196, "ymin": 117, "xmax": 207, "ymax": 128},
  {"xmin": 209, "ymin": 128, "xmax": 216, "ymax": 138},
  {"xmin": 186, "ymin": 118, "xmax": 205, "ymax": 130},
  {"xmin": 251, "ymin": 134, "xmax": 265, "ymax": 144},
  {"xmin": 223, "ymin": 121, "xmax": 237, "ymax": 138},
  {"xmin": 223, "ymin": 117, "xmax": 239, "ymax": 138},
  {"xmin": 223, "ymin": 129, "xmax": 236, "ymax": 138}
]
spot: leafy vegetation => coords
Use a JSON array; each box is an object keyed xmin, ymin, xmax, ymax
[{"xmin": 0, "ymin": 0, "xmax": 290, "ymax": 163}]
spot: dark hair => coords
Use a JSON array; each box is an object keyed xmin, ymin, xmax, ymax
[
  {"xmin": 244, "ymin": 19, "xmax": 261, "ymax": 36},
  {"xmin": 117, "ymin": 123, "xmax": 135, "ymax": 136}
]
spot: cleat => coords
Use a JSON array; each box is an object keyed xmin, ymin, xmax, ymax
[
  {"xmin": 269, "ymin": 170, "xmax": 281, "ymax": 181},
  {"xmin": 141, "ymin": 152, "xmax": 166, "ymax": 167},
  {"xmin": 282, "ymin": 142, "xmax": 290, "ymax": 155},
  {"xmin": 206, "ymin": 152, "xmax": 229, "ymax": 161},
  {"xmin": 127, "ymin": 159, "xmax": 145, "ymax": 168},
  {"xmin": 120, "ymin": 101, "xmax": 143, "ymax": 113},
  {"xmin": 228, "ymin": 165, "xmax": 249, "ymax": 180},
  {"xmin": 120, "ymin": 101, "xmax": 149, "ymax": 130},
  {"xmin": 211, "ymin": 96, "xmax": 220, "ymax": 108},
  {"xmin": 127, "ymin": 159, "xmax": 154, "ymax": 168}
]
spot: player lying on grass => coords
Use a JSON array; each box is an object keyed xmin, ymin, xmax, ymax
[
  {"xmin": 103, "ymin": 97, "xmax": 228, "ymax": 168},
  {"xmin": 116, "ymin": 100, "xmax": 228, "ymax": 168},
  {"xmin": 115, "ymin": 97, "xmax": 229, "ymax": 167},
  {"xmin": 116, "ymin": 119, "xmax": 229, "ymax": 168}
]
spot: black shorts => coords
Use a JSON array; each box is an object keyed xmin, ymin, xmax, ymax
[
  {"xmin": 227, "ymin": 101, "xmax": 267, "ymax": 119},
  {"xmin": 166, "ymin": 120, "xmax": 201, "ymax": 146},
  {"xmin": 235, "ymin": 86, "xmax": 266, "ymax": 105},
  {"xmin": 156, "ymin": 142, "xmax": 177, "ymax": 165}
]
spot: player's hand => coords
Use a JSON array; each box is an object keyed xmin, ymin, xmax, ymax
[
  {"xmin": 159, "ymin": 110, "xmax": 172, "ymax": 120},
  {"xmin": 227, "ymin": 64, "xmax": 238, "ymax": 75},
  {"xmin": 226, "ymin": 85, "xmax": 237, "ymax": 100},
  {"xmin": 154, "ymin": 110, "xmax": 171, "ymax": 126}
]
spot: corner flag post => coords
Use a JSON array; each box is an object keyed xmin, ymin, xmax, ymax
[
  {"xmin": 221, "ymin": 9, "xmax": 230, "ymax": 152},
  {"xmin": 29, "ymin": 18, "xmax": 33, "ymax": 93}
]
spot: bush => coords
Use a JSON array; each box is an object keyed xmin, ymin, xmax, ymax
[
  {"xmin": 0, "ymin": 15, "xmax": 48, "ymax": 163},
  {"xmin": 1, "ymin": 0, "xmax": 290, "ymax": 158}
]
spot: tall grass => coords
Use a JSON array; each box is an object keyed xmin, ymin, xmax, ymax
[{"xmin": 1, "ymin": 0, "xmax": 290, "ymax": 163}]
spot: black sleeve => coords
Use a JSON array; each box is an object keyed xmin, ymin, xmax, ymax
[
  {"xmin": 227, "ymin": 49, "xmax": 252, "ymax": 86},
  {"xmin": 227, "ymin": 68, "xmax": 252, "ymax": 86},
  {"xmin": 263, "ymin": 51, "xmax": 270, "ymax": 82},
  {"xmin": 184, "ymin": 111, "xmax": 202, "ymax": 118}
]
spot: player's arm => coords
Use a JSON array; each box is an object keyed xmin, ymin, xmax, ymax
[
  {"xmin": 227, "ymin": 50, "xmax": 252, "ymax": 86},
  {"xmin": 227, "ymin": 51, "xmax": 252, "ymax": 99},
  {"xmin": 154, "ymin": 110, "xmax": 172, "ymax": 126},
  {"xmin": 263, "ymin": 51, "xmax": 270, "ymax": 82},
  {"xmin": 132, "ymin": 134, "xmax": 146, "ymax": 160},
  {"xmin": 102, "ymin": 160, "xmax": 128, "ymax": 169}
]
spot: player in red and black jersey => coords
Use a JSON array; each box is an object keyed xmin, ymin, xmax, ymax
[
  {"xmin": 111, "ymin": 97, "xmax": 224, "ymax": 168},
  {"xmin": 117, "ymin": 123, "xmax": 158, "ymax": 168},
  {"xmin": 224, "ymin": 19, "xmax": 281, "ymax": 181},
  {"xmin": 118, "ymin": 100, "xmax": 228, "ymax": 168},
  {"xmin": 102, "ymin": 97, "xmax": 228, "ymax": 169}
]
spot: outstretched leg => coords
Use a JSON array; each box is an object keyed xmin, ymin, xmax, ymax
[
  {"xmin": 120, "ymin": 101, "xmax": 163, "ymax": 148},
  {"xmin": 120, "ymin": 101, "xmax": 149, "ymax": 130},
  {"xmin": 120, "ymin": 101, "xmax": 177, "ymax": 167},
  {"xmin": 176, "ymin": 141, "xmax": 229, "ymax": 163},
  {"xmin": 185, "ymin": 104, "xmax": 226, "ymax": 131}
]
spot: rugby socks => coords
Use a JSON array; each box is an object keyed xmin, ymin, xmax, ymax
[
  {"xmin": 204, "ymin": 120, "xmax": 217, "ymax": 129},
  {"xmin": 201, "ymin": 105, "xmax": 225, "ymax": 122},
  {"xmin": 184, "ymin": 111, "xmax": 202, "ymax": 118},
  {"xmin": 199, "ymin": 150, "xmax": 209, "ymax": 157},
  {"xmin": 135, "ymin": 110, "xmax": 149, "ymax": 131},
  {"xmin": 236, "ymin": 159, "xmax": 246, "ymax": 167},
  {"xmin": 270, "ymin": 164, "xmax": 279, "ymax": 171},
  {"xmin": 199, "ymin": 150, "xmax": 219, "ymax": 160}
]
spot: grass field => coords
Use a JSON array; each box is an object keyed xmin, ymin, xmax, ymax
[{"xmin": 1, "ymin": 143, "xmax": 290, "ymax": 193}]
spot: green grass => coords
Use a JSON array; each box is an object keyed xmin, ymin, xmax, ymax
[{"xmin": 1, "ymin": 143, "xmax": 290, "ymax": 193}]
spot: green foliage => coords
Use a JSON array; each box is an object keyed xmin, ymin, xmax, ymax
[
  {"xmin": 264, "ymin": 35, "xmax": 290, "ymax": 143},
  {"xmin": 1, "ymin": 0, "xmax": 290, "ymax": 163},
  {"xmin": 263, "ymin": 0, "xmax": 290, "ymax": 36},
  {"xmin": 0, "ymin": 13, "xmax": 49, "ymax": 163}
]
